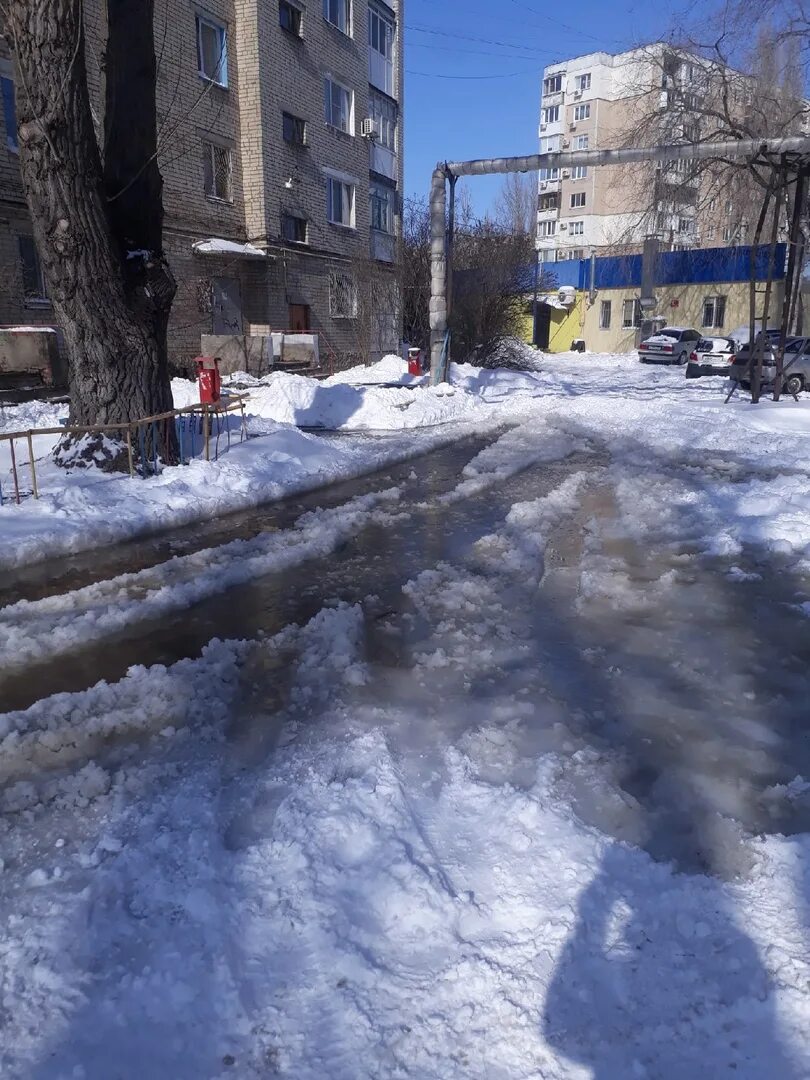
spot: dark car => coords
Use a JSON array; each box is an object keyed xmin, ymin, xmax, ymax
[
  {"xmin": 638, "ymin": 327, "xmax": 702, "ymax": 365},
  {"xmin": 729, "ymin": 336, "xmax": 810, "ymax": 396}
]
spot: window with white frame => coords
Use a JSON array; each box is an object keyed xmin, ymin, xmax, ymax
[
  {"xmin": 575, "ymin": 134, "xmax": 589, "ymax": 150},
  {"xmin": 542, "ymin": 105, "xmax": 560, "ymax": 124},
  {"xmin": 569, "ymin": 221, "xmax": 584, "ymax": 235},
  {"xmin": 702, "ymin": 295, "xmax": 726, "ymax": 328},
  {"xmin": 324, "ymin": 0, "xmax": 351, "ymax": 33},
  {"xmin": 543, "ymin": 74, "xmax": 563, "ymax": 95},
  {"xmin": 329, "ymin": 271, "xmax": 357, "ymax": 317},
  {"xmin": 202, "ymin": 139, "xmax": 232, "ymax": 200},
  {"xmin": 324, "ymin": 78, "xmax": 353, "ymax": 132},
  {"xmin": 622, "ymin": 298, "xmax": 642, "ymax": 328},
  {"xmin": 368, "ymin": 4, "xmax": 394, "ymax": 94},
  {"xmin": 0, "ymin": 62, "xmax": 17, "ymax": 152},
  {"xmin": 572, "ymin": 164, "xmax": 588, "ymax": 179},
  {"xmin": 539, "ymin": 193, "xmax": 558, "ymax": 211},
  {"xmin": 678, "ymin": 217, "xmax": 692, "ymax": 233},
  {"xmin": 538, "ymin": 220, "xmax": 556, "ymax": 238},
  {"xmin": 599, "ymin": 300, "xmax": 611, "ymax": 329},
  {"xmin": 370, "ymin": 182, "xmax": 392, "ymax": 233},
  {"xmin": 573, "ymin": 103, "xmax": 591, "ymax": 121},
  {"xmin": 18, "ymin": 236, "xmax": 48, "ymax": 305},
  {"xmin": 326, "ymin": 175, "xmax": 355, "ymax": 226},
  {"xmin": 196, "ymin": 14, "xmax": 228, "ymax": 86},
  {"xmin": 575, "ymin": 72, "xmax": 591, "ymax": 91},
  {"xmin": 370, "ymin": 92, "xmax": 396, "ymax": 151},
  {"xmin": 570, "ymin": 191, "xmax": 586, "ymax": 208}
]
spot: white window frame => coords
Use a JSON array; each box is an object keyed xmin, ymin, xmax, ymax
[
  {"xmin": 570, "ymin": 192, "xmax": 586, "ymax": 208},
  {"xmin": 538, "ymin": 220, "xmax": 556, "ymax": 238},
  {"xmin": 329, "ymin": 271, "xmax": 358, "ymax": 318},
  {"xmin": 575, "ymin": 134, "xmax": 589, "ymax": 150},
  {"xmin": 573, "ymin": 103, "xmax": 591, "ymax": 122},
  {"xmin": 370, "ymin": 92, "xmax": 396, "ymax": 151},
  {"xmin": 543, "ymin": 105, "xmax": 560, "ymax": 124},
  {"xmin": 572, "ymin": 165, "xmax": 588, "ymax": 180},
  {"xmin": 323, "ymin": 0, "xmax": 351, "ymax": 34},
  {"xmin": 622, "ymin": 298, "xmax": 642, "ymax": 329},
  {"xmin": 702, "ymin": 295, "xmax": 726, "ymax": 328},
  {"xmin": 543, "ymin": 74, "xmax": 563, "ymax": 95},
  {"xmin": 324, "ymin": 77, "xmax": 354, "ymax": 133},
  {"xmin": 599, "ymin": 300, "xmax": 611, "ymax": 329},
  {"xmin": 202, "ymin": 139, "xmax": 233, "ymax": 202},
  {"xmin": 569, "ymin": 220, "xmax": 584, "ymax": 236},
  {"xmin": 326, "ymin": 174, "xmax": 356, "ymax": 227},
  {"xmin": 370, "ymin": 182, "xmax": 392, "ymax": 234},
  {"xmin": 196, "ymin": 13, "xmax": 228, "ymax": 87},
  {"xmin": 575, "ymin": 72, "xmax": 591, "ymax": 91},
  {"xmin": 368, "ymin": 5, "xmax": 394, "ymax": 60}
]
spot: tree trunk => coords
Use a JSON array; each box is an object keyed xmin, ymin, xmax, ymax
[{"xmin": 4, "ymin": 0, "xmax": 177, "ymax": 451}]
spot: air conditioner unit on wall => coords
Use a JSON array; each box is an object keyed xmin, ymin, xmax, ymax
[
  {"xmin": 562, "ymin": 139, "xmax": 570, "ymax": 148},
  {"xmin": 573, "ymin": 90, "xmax": 582, "ymax": 99},
  {"xmin": 561, "ymin": 169, "xmax": 571, "ymax": 178},
  {"xmin": 540, "ymin": 123, "xmax": 548, "ymax": 131},
  {"xmin": 360, "ymin": 117, "xmax": 378, "ymax": 139},
  {"xmin": 559, "ymin": 223, "xmax": 568, "ymax": 230},
  {"xmin": 569, "ymin": 122, "xmax": 577, "ymax": 131}
]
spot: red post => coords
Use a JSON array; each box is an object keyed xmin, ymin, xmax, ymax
[{"xmin": 194, "ymin": 356, "xmax": 222, "ymax": 405}]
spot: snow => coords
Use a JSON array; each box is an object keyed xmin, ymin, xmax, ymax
[
  {"xmin": 191, "ymin": 238, "xmax": 269, "ymax": 258},
  {"xmin": 4, "ymin": 345, "xmax": 810, "ymax": 1075},
  {"xmin": 0, "ymin": 325, "xmax": 57, "ymax": 333}
]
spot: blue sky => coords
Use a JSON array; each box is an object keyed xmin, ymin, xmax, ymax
[{"xmin": 403, "ymin": 0, "xmax": 679, "ymax": 211}]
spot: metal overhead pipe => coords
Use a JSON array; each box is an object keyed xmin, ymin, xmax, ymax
[{"xmin": 429, "ymin": 135, "xmax": 810, "ymax": 380}]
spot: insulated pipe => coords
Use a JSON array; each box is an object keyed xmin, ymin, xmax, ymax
[{"xmin": 428, "ymin": 135, "xmax": 810, "ymax": 377}]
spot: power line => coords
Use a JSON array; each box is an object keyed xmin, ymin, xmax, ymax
[
  {"xmin": 406, "ymin": 23, "xmax": 554, "ymax": 56},
  {"xmin": 503, "ymin": 0, "xmax": 624, "ymax": 46},
  {"xmin": 408, "ymin": 41, "xmax": 552, "ymax": 61},
  {"xmin": 406, "ymin": 67, "xmax": 541, "ymax": 80}
]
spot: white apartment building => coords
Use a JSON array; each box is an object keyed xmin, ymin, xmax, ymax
[{"xmin": 536, "ymin": 45, "xmax": 705, "ymax": 263}]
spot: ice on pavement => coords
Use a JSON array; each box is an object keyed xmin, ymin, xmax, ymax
[{"xmin": 3, "ymin": 346, "xmax": 810, "ymax": 1077}]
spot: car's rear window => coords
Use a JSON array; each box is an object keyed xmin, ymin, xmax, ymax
[
  {"xmin": 696, "ymin": 338, "xmax": 715, "ymax": 351},
  {"xmin": 656, "ymin": 330, "xmax": 682, "ymax": 340}
]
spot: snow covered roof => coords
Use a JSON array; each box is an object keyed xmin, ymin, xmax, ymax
[
  {"xmin": 192, "ymin": 239, "xmax": 272, "ymax": 259},
  {"xmin": 538, "ymin": 294, "xmax": 569, "ymax": 311}
]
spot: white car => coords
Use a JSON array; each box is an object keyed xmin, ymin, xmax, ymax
[
  {"xmin": 638, "ymin": 327, "xmax": 702, "ymax": 365},
  {"xmin": 684, "ymin": 336, "xmax": 737, "ymax": 377}
]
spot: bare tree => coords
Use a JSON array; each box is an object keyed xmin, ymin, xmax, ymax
[
  {"xmin": 494, "ymin": 172, "xmax": 537, "ymax": 236},
  {"xmin": 4, "ymin": 0, "xmax": 177, "ymax": 458}
]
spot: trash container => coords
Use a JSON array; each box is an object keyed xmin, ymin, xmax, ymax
[
  {"xmin": 194, "ymin": 356, "xmax": 222, "ymax": 404},
  {"xmin": 408, "ymin": 347, "xmax": 423, "ymax": 377}
]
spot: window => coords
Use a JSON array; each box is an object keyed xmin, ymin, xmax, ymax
[
  {"xmin": 573, "ymin": 103, "xmax": 591, "ymax": 121},
  {"xmin": 570, "ymin": 191, "xmax": 586, "ymax": 208},
  {"xmin": 575, "ymin": 134, "xmax": 589, "ymax": 150},
  {"xmin": 370, "ymin": 183, "xmax": 392, "ymax": 233},
  {"xmin": 539, "ymin": 193, "xmax": 558, "ymax": 211},
  {"xmin": 678, "ymin": 217, "xmax": 692, "ymax": 234},
  {"xmin": 202, "ymin": 140, "xmax": 232, "ymax": 200},
  {"xmin": 622, "ymin": 298, "xmax": 642, "ymax": 328},
  {"xmin": 18, "ymin": 237, "xmax": 48, "ymax": 305},
  {"xmin": 706, "ymin": 225, "xmax": 716, "ymax": 241},
  {"xmin": 542, "ymin": 105, "xmax": 560, "ymax": 124},
  {"xmin": 369, "ymin": 6, "xmax": 393, "ymax": 59},
  {"xmin": 599, "ymin": 300, "xmax": 611, "ymax": 329},
  {"xmin": 281, "ymin": 213, "xmax": 307, "ymax": 243},
  {"xmin": 543, "ymin": 74, "xmax": 563, "ymax": 95},
  {"xmin": 572, "ymin": 165, "xmax": 588, "ymax": 180},
  {"xmin": 324, "ymin": 0, "xmax": 350, "ymax": 33},
  {"xmin": 682, "ymin": 121, "xmax": 700, "ymax": 142},
  {"xmin": 324, "ymin": 78, "xmax": 353, "ymax": 133},
  {"xmin": 370, "ymin": 92, "xmax": 397, "ymax": 151},
  {"xmin": 575, "ymin": 72, "xmax": 591, "ymax": 91},
  {"xmin": 280, "ymin": 0, "xmax": 303, "ymax": 35},
  {"xmin": 702, "ymin": 295, "xmax": 727, "ymax": 328},
  {"xmin": 196, "ymin": 14, "xmax": 228, "ymax": 86},
  {"xmin": 329, "ymin": 271, "xmax": 357, "ymax": 317},
  {"xmin": 538, "ymin": 220, "xmax": 556, "ymax": 238},
  {"xmin": 569, "ymin": 220, "xmax": 584, "ymax": 235},
  {"xmin": 283, "ymin": 112, "xmax": 306, "ymax": 145},
  {"xmin": 566, "ymin": 248, "xmax": 585, "ymax": 261},
  {"xmin": 1, "ymin": 69, "xmax": 17, "ymax": 152},
  {"xmin": 327, "ymin": 175, "xmax": 355, "ymax": 226},
  {"xmin": 368, "ymin": 4, "xmax": 395, "ymax": 94}
]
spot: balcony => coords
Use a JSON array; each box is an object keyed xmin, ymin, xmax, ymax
[{"xmin": 537, "ymin": 204, "xmax": 558, "ymax": 218}]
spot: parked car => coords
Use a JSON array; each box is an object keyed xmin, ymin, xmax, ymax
[
  {"xmin": 727, "ymin": 325, "xmax": 784, "ymax": 349},
  {"xmin": 728, "ymin": 336, "xmax": 810, "ymax": 395},
  {"xmin": 638, "ymin": 327, "xmax": 702, "ymax": 365},
  {"xmin": 684, "ymin": 336, "xmax": 737, "ymax": 378}
]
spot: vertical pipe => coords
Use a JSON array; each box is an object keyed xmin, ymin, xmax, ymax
[
  {"xmin": 446, "ymin": 174, "xmax": 457, "ymax": 323},
  {"xmin": 9, "ymin": 438, "xmax": 20, "ymax": 504},
  {"xmin": 126, "ymin": 425, "xmax": 134, "ymax": 478},
  {"xmin": 531, "ymin": 248, "xmax": 540, "ymax": 347},
  {"xmin": 775, "ymin": 170, "xmax": 806, "ymax": 399},
  {"xmin": 26, "ymin": 433, "xmax": 38, "ymax": 500},
  {"xmin": 203, "ymin": 408, "xmax": 210, "ymax": 461},
  {"xmin": 752, "ymin": 166, "xmax": 785, "ymax": 404},
  {"xmin": 429, "ymin": 165, "xmax": 448, "ymax": 384},
  {"xmin": 179, "ymin": 416, "xmax": 185, "ymax": 465}
]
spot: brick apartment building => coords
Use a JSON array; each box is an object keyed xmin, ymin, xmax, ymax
[{"xmin": 0, "ymin": 0, "xmax": 403, "ymax": 371}]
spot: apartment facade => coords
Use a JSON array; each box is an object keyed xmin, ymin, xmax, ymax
[
  {"xmin": 0, "ymin": 0, "xmax": 403, "ymax": 370},
  {"xmin": 535, "ymin": 45, "xmax": 744, "ymax": 264}
]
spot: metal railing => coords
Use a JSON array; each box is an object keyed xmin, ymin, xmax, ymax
[{"xmin": 0, "ymin": 395, "xmax": 248, "ymax": 506}]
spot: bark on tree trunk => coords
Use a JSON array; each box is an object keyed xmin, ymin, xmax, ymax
[{"xmin": 4, "ymin": 0, "xmax": 177, "ymax": 455}]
